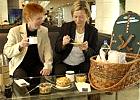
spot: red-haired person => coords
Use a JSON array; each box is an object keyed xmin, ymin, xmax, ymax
[{"xmin": 3, "ymin": 3, "xmax": 53, "ymax": 78}]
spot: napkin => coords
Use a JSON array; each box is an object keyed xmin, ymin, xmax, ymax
[
  {"xmin": 108, "ymin": 50, "xmax": 126, "ymax": 63},
  {"xmin": 14, "ymin": 79, "xmax": 30, "ymax": 87},
  {"xmin": 75, "ymin": 82, "xmax": 91, "ymax": 92}
]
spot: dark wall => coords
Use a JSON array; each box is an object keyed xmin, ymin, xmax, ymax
[{"xmin": 0, "ymin": 33, "xmax": 8, "ymax": 53}]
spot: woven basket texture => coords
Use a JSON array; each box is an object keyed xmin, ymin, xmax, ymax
[{"xmin": 89, "ymin": 53, "xmax": 140, "ymax": 91}]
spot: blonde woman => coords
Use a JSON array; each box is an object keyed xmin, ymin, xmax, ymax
[
  {"xmin": 54, "ymin": 0, "xmax": 98, "ymax": 75},
  {"xmin": 3, "ymin": 3, "xmax": 53, "ymax": 78}
]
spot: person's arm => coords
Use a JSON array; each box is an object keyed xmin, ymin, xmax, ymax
[
  {"xmin": 55, "ymin": 23, "xmax": 72, "ymax": 53},
  {"xmin": 84, "ymin": 27, "xmax": 98, "ymax": 59},
  {"xmin": 41, "ymin": 28, "xmax": 53, "ymax": 75},
  {"xmin": 3, "ymin": 28, "xmax": 27, "ymax": 58},
  {"xmin": 43, "ymin": 37, "xmax": 53, "ymax": 71}
]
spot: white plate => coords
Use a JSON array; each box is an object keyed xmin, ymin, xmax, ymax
[
  {"xmin": 71, "ymin": 42, "xmax": 82, "ymax": 46},
  {"xmin": 54, "ymin": 85, "xmax": 71, "ymax": 90}
]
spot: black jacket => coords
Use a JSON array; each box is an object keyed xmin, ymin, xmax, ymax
[{"xmin": 55, "ymin": 21, "xmax": 98, "ymax": 63}]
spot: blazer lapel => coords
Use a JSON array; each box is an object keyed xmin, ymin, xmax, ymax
[
  {"xmin": 84, "ymin": 23, "xmax": 89, "ymax": 41},
  {"xmin": 37, "ymin": 27, "xmax": 42, "ymax": 47},
  {"xmin": 70, "ymin": 22, "xmax": 76, "ymax": 40},
  {"xmin": 19, "ymin": 24, "xmax": 28, "ymax": 51},
  {"xmin": 19, "ymin": 23, "xmax": 27, "ymax": 39}
]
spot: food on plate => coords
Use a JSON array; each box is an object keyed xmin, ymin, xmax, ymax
[
  {"xmin": 71, "ymin": 42, "xmax": 82, "ymax": 46},
  {"xmin": 56, "ymin": 77, "xmax": 71, "ymax": 87}
]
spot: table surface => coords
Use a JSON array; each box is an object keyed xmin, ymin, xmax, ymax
[{"xmin": 1, "ymin": 75, "xmax": 105, "ymax": 100}]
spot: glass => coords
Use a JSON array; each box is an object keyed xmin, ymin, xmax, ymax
[
  {"xmin": 4, "ymin": 85, "xmax": 12, "ymax": 98},
  {"xmin": 75, "ymin": 73, "xmax": 87, "ymax": 83},
  {"xmin": 0, "ymin": 54, "xmax": 9, "ymax": 66},
  {"xmin": 39, "ymin": 82, "xmax": 52, "ymax": 94},
  {"xmin": 65, "ymin": 71, "xmax": 75, "ymax": 82}
]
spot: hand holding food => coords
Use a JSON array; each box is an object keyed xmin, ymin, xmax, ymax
[{"xmin": 63, "ymin": 35, "xmax": 71, "ymax": 46}]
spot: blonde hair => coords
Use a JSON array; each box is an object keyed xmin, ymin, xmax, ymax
[
  {"xmin": 71, "ymin": 0, "xmax": 91, "ymax": 18},
  {"xmin": 23, "ymin": 3, "xmax": 45, "ymax": 22}
]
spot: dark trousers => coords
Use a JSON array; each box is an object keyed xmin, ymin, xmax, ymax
[
  {"xmin": 13, "ymin": 65, "xmax": 43, "ymax": 78},
  {"xmin": 13, "ymin": 67, "xmax": 42, "ymax": 95},
  {"xmin": 53, "ymin": 61, "xmax": 90, "ymax": 75}
]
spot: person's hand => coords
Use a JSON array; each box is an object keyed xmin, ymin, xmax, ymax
[
  {"xmin": 40, "ymin": 69, "xmax": 51, "ymax": 76},
  {"xmin": 79, "ymin": 41, "xmax": 88, "ymax": 51},
  {"xmin": 62, "ymin": 35, "xmax": 71, "ymax": 46},
  {"xmin": 19, "ymin": 37, "xmax": 29, "ymax": 48}
]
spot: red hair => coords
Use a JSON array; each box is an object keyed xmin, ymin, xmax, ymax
[{"xmin": 23, "ymin": 3, "xmax": 45, "ymax": 22}]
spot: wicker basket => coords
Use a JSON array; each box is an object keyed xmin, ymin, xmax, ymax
[{"xmin": 89, "ymin": 53, "xmax": 140, "ymax": 91}]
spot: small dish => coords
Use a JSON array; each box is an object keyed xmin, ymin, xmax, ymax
[{"xmin": 70, "ymin": 42, "xmax": 82, "ymax": 46}]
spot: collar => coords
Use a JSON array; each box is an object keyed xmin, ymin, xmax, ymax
[{"xmin": 19, "ymin": 23, "xmax": 43, "ymax": 37}]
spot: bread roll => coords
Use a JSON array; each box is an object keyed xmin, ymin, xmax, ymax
[{"xmin": 56, "ymin": 77, "xmax": 71, "ymax": 87}]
